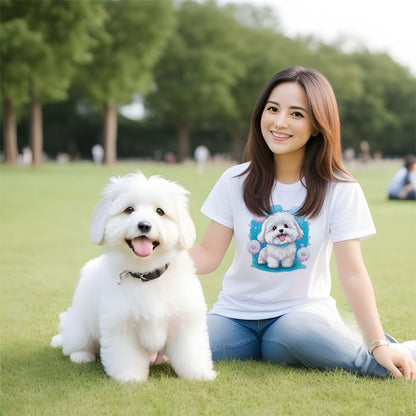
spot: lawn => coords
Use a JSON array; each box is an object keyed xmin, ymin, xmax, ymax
[{"xmin": 1, "ymin": 161, "xmax": 415, "ymax": 415}]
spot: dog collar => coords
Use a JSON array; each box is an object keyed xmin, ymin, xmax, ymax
[{"xmin": 118, "ymin": 264, "xmax": 169, "ymax": 284}]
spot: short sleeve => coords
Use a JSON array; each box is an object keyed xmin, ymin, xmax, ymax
[
  {"xmin": 201, "ymin": 169, "xmax": 234, "ymax": 229},
  {"xmin": 329, "ymin": 181, "xmax": 376, "ymax": 243}
]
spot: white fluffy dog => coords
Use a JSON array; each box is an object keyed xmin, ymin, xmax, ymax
[
  {"xmin": 51, "ymin": 171, "xmax": 216, "ymax": 383},
  {"xmin": 257, "ymin": 212, "xmax": 304, "ymax": 268}
]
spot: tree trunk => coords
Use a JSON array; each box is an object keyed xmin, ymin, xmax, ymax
[
  {"xmin": 103, "ymin": 100, "xmax": 117, "ymax": 165},
  {"xmin": 3, "ymin": 96, "xmax": 18, "ymax": 165},
  {"xmin": 30, "ymin": 92, "xmax": 43, "ymax": 167},
  {"xmin": 177, "ymin": 124, "xmax": 190, "ymax": 163}
]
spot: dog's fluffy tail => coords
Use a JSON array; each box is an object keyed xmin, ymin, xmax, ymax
[{"xmin": 51, "ymin": 334, "xmax": 63, "ymax": 348}]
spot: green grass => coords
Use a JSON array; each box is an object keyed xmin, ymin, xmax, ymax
[{"xmin": 1, "ymin": 161, "xmax": 415, "ymax": 416}]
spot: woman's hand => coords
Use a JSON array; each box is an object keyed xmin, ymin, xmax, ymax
[{"xmin": 373, "ymin": 345, "xmax": 416, "ymax": 379}]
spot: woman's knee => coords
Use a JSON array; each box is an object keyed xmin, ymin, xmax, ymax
[
  {"xmin": 262, "ymin": 312, "xmax": 364, "ymax": 371},
  {"xmin": 264, "ymin": 313, "xmax": 316, "ymax": 345},
  {"xmin": 261, "ymin": 313, "xmax": 310, "ymax": 364}
]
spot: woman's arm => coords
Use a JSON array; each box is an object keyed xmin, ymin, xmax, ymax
[
  {"xmin": 334, "ymin": 239, "xmax": 415, "ymax": 379},
  {"xmin": 189, "ymin": 220, "xmax": 233, "ymax": 275}
]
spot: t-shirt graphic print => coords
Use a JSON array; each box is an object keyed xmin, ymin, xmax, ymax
[{"xmin": 248, "ymin": 205, "xmax": 311, "ymax": 273}]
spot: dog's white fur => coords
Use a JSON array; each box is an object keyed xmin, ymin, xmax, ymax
[
  {"xmin": 51, "ymin": 171, "xmax": 216, "ymax": 383},
  {"xmin": 257, "ymin": 212, "xmax": 304, "ymax": 268}
]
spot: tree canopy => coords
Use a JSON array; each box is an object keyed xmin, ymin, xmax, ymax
[{"xmin": 1, "ymin": 0, "xmax": 415, "ymax": 165}]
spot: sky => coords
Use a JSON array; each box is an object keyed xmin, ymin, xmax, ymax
[{"xmin": 226, "ymin": 0, "xmax": 416, "ymax": 74}]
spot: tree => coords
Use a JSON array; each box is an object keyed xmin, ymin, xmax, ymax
[
  {"xmin": 0, "ymin": 0, "xmax": 106, "ymax": 166},
  {"xmin": 146, "ymin": 0, "xmax": 246, "ymax": 162},
  {"xmin": 74, "ymin": 0, "xmax": 175, "ymax": 165},
  {"xmin": 0, "ymin": 16, "xmax": 33, "ymax": 164},
  {"xmin": 346, "ymin": 52, "xmax": 416, "ymax": 155}
]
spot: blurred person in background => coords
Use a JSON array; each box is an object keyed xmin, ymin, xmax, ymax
[
  {"xmin": 194, "ymin": 145, "xmax": 210, "ymax": 174},
  {"xmin": 388, "ymin": 155, "xmax": 416, "ymax": 200},
  {"xmin": 92, "ymin": 144, "xmax": 104, "ymax": 164}
]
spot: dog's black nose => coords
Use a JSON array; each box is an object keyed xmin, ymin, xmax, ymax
[{"xmin": 138, "ymin": 221, "xmax": 152, "ymax": 233}]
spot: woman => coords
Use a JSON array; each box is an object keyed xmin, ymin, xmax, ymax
[{"xmin": 190, "ymin": 66, "xmax": 415, "ymax": 379}]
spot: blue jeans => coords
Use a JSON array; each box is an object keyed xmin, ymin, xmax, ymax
[{"xmin": 207, "ymin": 313, "xmax": 390, "ymax": 377}]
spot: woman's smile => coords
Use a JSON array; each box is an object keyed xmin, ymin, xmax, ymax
[{"xmin": 270, "ymin": 131, "xmax": 292, "ymax": 141}]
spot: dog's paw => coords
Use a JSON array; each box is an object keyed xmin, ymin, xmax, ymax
[
  {"xmin": 112, "ymin": 372, "xmax": 148, "ymax": 383},
  {"xmin": 191, "ymin": 369, "xmax": 217, "ymax": 381},
  {"xmin": 50, "ymin": 334, "xmax": 63, "ymax": 348},
  {"xmin": 200, "ymin": 369, "xmax": 217, "ymax": 381},
  {"xmin": 70, "ymin": 351, "xmax": 96, "ymax": 363}
]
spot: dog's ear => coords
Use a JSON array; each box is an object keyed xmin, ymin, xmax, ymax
[
  {"xmin": 290, "ymin": 217, "xmax": 304, "ymax": 240},
  {"xmin": 89, "ymin": 177, "xmax": 121, "ymax": 245},
  {"xmin": 89, "ymin": 196, "xmax": 112, "ymax": 245},
  {"xmin": 174, "ymin": 185, "xmax": 196, "ymax": 250},
  {"xmin": 178, "ymin": 208, "xmax": 196, "ymax": 250},
  {"xmin": 257, "ymin": 218, "xmax": 269, "ymax": 243}
]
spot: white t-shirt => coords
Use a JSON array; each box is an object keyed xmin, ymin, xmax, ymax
[{"xmin": 201, "ymin": 162, "xmax": 376, "ymax": 320}]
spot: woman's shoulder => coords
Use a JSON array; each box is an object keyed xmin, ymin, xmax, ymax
[
  {"xmin": 224, "ymin": 162, "xmax": 250, "ymax": 176},
  {"xmin": 328, "ymin": 176, "xmax": 359, "ymax": 192},
  {"xmin": 326, "ymin": 178, "xmax": 368, "ymax": 210},
  {"xmin": 219, "ymin": 162, "xmax": 250, "ymax": 180}
]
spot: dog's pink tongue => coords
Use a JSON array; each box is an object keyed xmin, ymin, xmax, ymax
[
  {"xmin": 131, "ymin": 237, "xmax": 153, "ymax": 257},
  {"xmin": 278, "ymin": 234, "xmax": 286, "ymax": 242}
]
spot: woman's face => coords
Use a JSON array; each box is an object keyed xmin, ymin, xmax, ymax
[{"xmin": 260, "ymin": 82, "xmax": 316, "ymax": 159}]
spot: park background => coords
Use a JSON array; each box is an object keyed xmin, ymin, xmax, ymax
[
  {"xmin": 1, "ymin": 1, "xmax": 416, "ymax": 415},
  {"xmin": 1, "ymin": 0, "xmax": 415, "ymax": 166}
]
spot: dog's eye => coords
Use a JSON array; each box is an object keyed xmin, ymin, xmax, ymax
[
  {"xmin": 156, "ymin": 208, "xmax": 165, "ymax": 216},
  {"xmin": 284, "ymin": 224, "xmax": 288, "ymax": 228},
  {"xmin": 124, "ymin": 207, "xmax": 134, "ymax": 215},
  {"xmin": 272, "ymin": 226, "xmax": 277, "ymax": 231}
]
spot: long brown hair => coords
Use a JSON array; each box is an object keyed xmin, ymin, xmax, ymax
[{"xmin": 242, "ymin": 66, "xmax": 352, "ymax": 218}]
